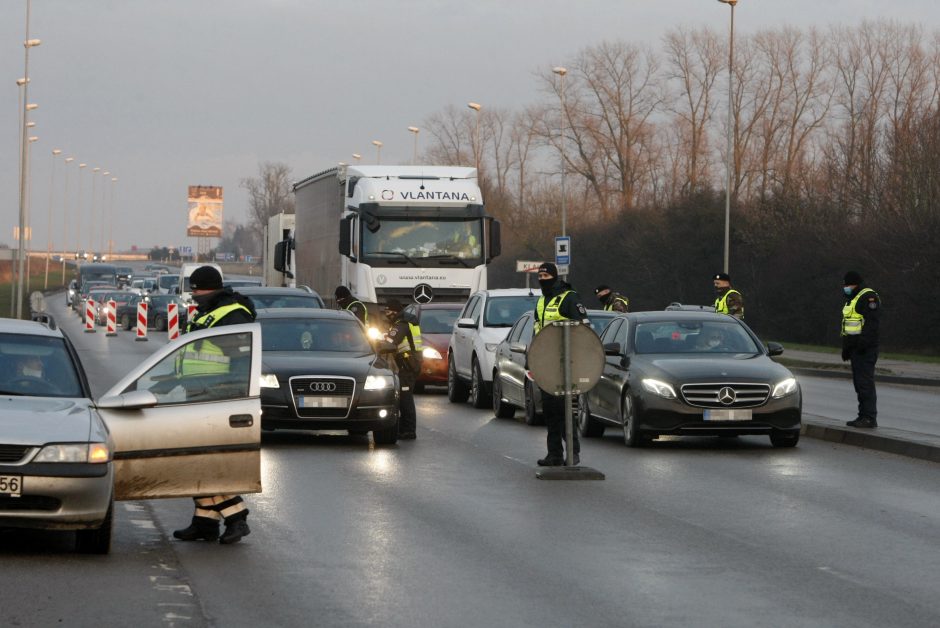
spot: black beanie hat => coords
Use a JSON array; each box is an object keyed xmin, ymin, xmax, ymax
[
  {"xmin": 713, "ymin": 272, "xmax": 731, "ymax": 282},
  {"xmin": 595, "ymin": 284, "xmax": 611, "ymax": 295},
  {"xmin": 538, "ymin": 262, "xmax": 558, "ymax": 278},
  {"xmin": 189, "ymin": 266, "xmax": 223, "ymax": 291},
  {"xmin": 335, "ymin": 285, "xmax": 352, "ymax": 299},
  {"xmin": 843, "ymin": 271, "xmax": 863, "ymax": 285},
  {"xmin": 385, "ymin": 298, "xmax": 403, "ymax": 312}
]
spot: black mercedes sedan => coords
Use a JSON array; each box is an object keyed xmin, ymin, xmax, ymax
[
  {"xmin": 577, "ymin": 311, "xmax": 801, "ymax": 447},
  {"xmin": 256, "ymin": 309, "xmax": 400, "ymax": 444}
]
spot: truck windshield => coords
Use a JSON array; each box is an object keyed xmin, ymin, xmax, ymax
[{"xmin": 362, "ymin": 218, "xmax": 482, "ymax": 265}]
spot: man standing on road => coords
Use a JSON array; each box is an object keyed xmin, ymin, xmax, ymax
[
  {"xmin": 841, "ymin": 270, "xmax": 881, "ymax": 428},
  {"xmin": 382, "ymin": 298, "xmax": 422, "ymax": 440},
  {"xmin": 534, "ymin": 262, "xmax": 588, "ymax": 467},
  {"xmin": 335, "ymin": 285, "xmax": 368, "ymax": 325},
  {"xmin": 172, "ymin": 265, "xmax": 258, "ymax": 545},
  {"xmin": 594, "ymin": 284, "xmax": 629, "ymax": 312},
  {"xmin": 713, "ymin": 272, "xmax": 744, "ymax": 319}
]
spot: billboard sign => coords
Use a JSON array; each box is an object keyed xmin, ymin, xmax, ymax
[{"xmin": 187, "ymin": 186, "xmax": 223, "ymax": 237}]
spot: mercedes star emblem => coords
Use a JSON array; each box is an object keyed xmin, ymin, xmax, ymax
[
  {"xmin": 413, "ymin": 283, "xmax": 434, "ymax": 304},
  {"xmin": 717, "ymin": 386, "xmax": 736, "ymax": 405}
]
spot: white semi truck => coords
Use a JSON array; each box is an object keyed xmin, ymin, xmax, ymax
[{"xmin": 275, "ymin": 165, "xmax": 500, "ymax": 308}]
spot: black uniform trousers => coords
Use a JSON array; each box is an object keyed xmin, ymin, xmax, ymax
[
  {"xmin": 541, "ymin": 390, "xmax": 580, "ymax": 459},
  {"xmin": 850, "ymin": 348, "xmax": 878, "ymax": 421}
]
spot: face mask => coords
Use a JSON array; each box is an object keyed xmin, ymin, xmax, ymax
[
  {"xmin": 538, "ymin": 278, "xmax": 556, "ymax": 293},
  {"xmin": 599, "ymin": 293, "xmax": 612, "ymax": 304},
  {"xmin": 193, "ymin": 293, "xmax": 214, "ymax": 309},
  {"xmin": 843, "ymin": 286, "xmax": 854, "ymax": 296},
  {"xmin": 384, "ymin": 310, "xmax": 397, "ymax": 322},
  {"xmin": 22, "ymin": 367, "xmax": 42, "ymax": 378}
]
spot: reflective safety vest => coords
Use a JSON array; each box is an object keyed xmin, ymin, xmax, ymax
[
  {"xmin": 841, "ymin": 288, "xmax": 875, "ymax": 336},
  {"xmin": 535, "ymin": 291, "xmax": 572, "ymax": 334},
  {"xmin": 714, "ymin": 289, "xmax": 743, "ymax": 317},
  {"xmin": 396, "ymin": 323, "xmax": 423, "ymax": 355},
  {"xmin": 604, "ymin": 295, "xmax": 629, "ymax": 312},
  {"xmin": 181, "ymin": 302, "xmax": 252, "ymax": 375},
  {"xmin": 345, "ymin": 300, "xmax": 368, "ymax": 324}
]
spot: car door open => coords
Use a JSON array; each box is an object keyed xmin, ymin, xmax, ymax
[{"xmin": 96, "ymin": 323, "xmax": 262, "ymax": 501}]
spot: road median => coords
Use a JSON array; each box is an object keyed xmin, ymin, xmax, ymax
[{"xmin": 803, "ymin": 414, "xmax": 940, "ymax": 463}]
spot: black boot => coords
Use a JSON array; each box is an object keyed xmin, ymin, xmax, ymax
[
  {"xmin": 173, "ymin": 516, "xmax": 219, "ymax": 541},
  {"xmin": 219, "ymin": 515, "xmax": 251, "ymax": 545},
  {"xmin": 537, "ymin": 455, "xmax": 565, "ymax": 466}
]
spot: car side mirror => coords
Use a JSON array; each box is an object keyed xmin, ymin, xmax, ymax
[
  {"xmin": 766, "ymin": 341, "xmax": 784, "ymax": 357},
  {"xmin": 510, "ymin": 342, "xmax": 527, "ymax": 354},
  {"xmin": 603, "ymin": 342, "xmax": 622, "ymax": 356},
  {"xmin": 96, "ymin": 390, "xmax": 158, "ymax": 410},
  {"xmin": 456, "ymin": 317, "xmax": 476, "ymax": 329}
]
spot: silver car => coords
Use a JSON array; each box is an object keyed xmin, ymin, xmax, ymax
[{"xmin": 0, "ymin": 317, "xmax": 262, "ymax": 553}]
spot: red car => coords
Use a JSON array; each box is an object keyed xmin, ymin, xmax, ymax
[{"xmin": 413, "ymin": 302, "xmax": 464, "ymax": 393}]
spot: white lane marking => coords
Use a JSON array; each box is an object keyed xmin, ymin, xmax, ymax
[
  {"xmin": 148, "ymin": 576, "xmax": 194, "ymax": 596},
  {"xmin": 818, "ymin": 566, "xmax": 867, "ymax": 587},
  {"xmin": 130, "ymin": 519, "xmax": 156, "ymax": 529}
]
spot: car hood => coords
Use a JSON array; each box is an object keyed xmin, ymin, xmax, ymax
[
  {"xmin": 639, "ymin": 354, "xmax": 793, "ymax": 383},
  {"xmin": 0, "ymin": 397, "xmax": 94, "ymax": 446},
  {"xmin": 261, "ymin": 352, "xmax": 384, "ymax": 379},
  {"xmin": 479, "ymin": 326, "xmax": 513, "ymax": 345}
]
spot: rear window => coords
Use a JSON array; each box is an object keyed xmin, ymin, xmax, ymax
[
  {"xmin": 419, "ymin": 308, "xmax": 461, "ymax": 334},
  {"xmin": 248, "ymin": 295, "xmax": 322, "ymax": 309},
  {"xmin": 483, "ymin": 295, "xmax": 540, "ymax": 327},
  {"xmin": 158, "ymin": 275, "xmax": 179, "ymax": 289},
  {"xmin": 0, "ymin": 333, "xmax": 84, "ymax": 398}
]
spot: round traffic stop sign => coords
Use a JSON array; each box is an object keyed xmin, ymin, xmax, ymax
[{"xmin": 528, "ymin": 321, "xmax": 605, "ymax": 396}]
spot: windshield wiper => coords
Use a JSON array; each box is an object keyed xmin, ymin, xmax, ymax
[
  {"xmin": 369, "ymin": 251, "xmax": 419, "ymax": 267},
  {"xmin": 424, "ymin": 254, "xmax": 470, "ymax": 268}
]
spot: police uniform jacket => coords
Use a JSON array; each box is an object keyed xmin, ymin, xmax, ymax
[
  {"xmin": 385, "ymin": 316, "xmax": 420, "ymax": 387},
  {"xmin": 188, "ymin": 288, "xmax": 257, "ymax": 331},
  {"xmin": 842, "ymin": 285, "xmax": 880, "ymax": 352},
  {"xmin": 534, "ymin": 279, "xmax": 587, "ymax": 332}
]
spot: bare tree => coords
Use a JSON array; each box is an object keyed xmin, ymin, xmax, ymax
[{"xmin": 241, "ymin": 161, "xmax": 295, "ymax": 244}]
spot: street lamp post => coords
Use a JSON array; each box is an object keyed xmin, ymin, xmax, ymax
[
  {"xmin": 25, "ymin": 135, "xmax": 38, "ymax": 295},
  {"xmin": 77, "ymin": 163, "xmax": 86, "ymax": 260},
  {"xmin": 718, "ymin": 0, "xmax": 738, "ymax": 274},
  {"xmin": 62, "ymin": 156, "xmax": 73, "ymax": 281},
  {"xmin": 372, "ymin": 140, "xmax": 383, "ymax": 164},
  {"xmin": 100, "ymin": 170, "xmax": 109, "ymax": 255},
  {"xmin": 108, "ymin": 177, "xmax": 117, "ymax": 260},
  {"xmin": 90, "ymin": 167, "xmax": 100, "ymax": 256},
  {"xmin": 352, "ymin": 153, "xmax": 361, "ymax": 164},
  {"xmin": 44, "ymin": 148, "xmax": 61, "ymax": 289},
  {"xmin": 552, "ymin": 68, "xmax": 568, "ymax": 241},
  {"xmin": 407, "ymin": 126, "xmax": 420, "ymax": 165},
  {"xmin": 467, "ymin": 102, "xmax": 482, "ymax": 172}
]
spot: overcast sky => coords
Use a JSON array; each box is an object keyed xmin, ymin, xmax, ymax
[{"xmin": 2, "ymin": 0, "xmax": 938, "ymax": 253}]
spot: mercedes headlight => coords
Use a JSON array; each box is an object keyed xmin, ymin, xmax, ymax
[
  {"xmin": 34, "ymin": 443, "xmax": 110, "ymax": 464},
  {"xmin": 772, "ymin": 377, "xmax": 798, "ymax": 398},
  {"xmin": 642, "ymin": 378, "xmax": 677, "ymax": 400},
  {"xmin": 365, "ymin": 375, "xmax": 393, "ymax": 390},
  {"xmin": 422, "ymin": 347, "xmax": 443, "ymax": 360},
  {"xmin": 259, "ymin": 373, "xmax": 280, "ymax": 389}
]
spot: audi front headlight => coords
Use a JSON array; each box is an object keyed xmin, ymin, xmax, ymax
[
  {"xmin": 34, "ymin": 443, "xmax": 111, "ymax": 464},
  {"xmin": 365, "ymin": 375, "xmax": 393, "ymax": 390},
  {"xmin": 422, "ymin": 347, "xmax": 443, "ymax": 360},
  {"xmin": 259, "ymin": 374, "xmax": 280, "ymax": 389},
  {"xmin": 366, "ymin": 326, "xmax": 384, "ymax": 341},
  {"xmin": 642, "ymin": 378, "xmax": 677, "ymax": 400},
  {"xmin": 772, "ymin": 377, "xmax": 798, "ymax": 398}
]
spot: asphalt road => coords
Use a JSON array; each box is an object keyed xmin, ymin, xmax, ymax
[{"xmin": 1, "ymin": 296, "xmax": 938, "ymax": 627}]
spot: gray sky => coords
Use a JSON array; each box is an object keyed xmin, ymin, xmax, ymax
[{"xmin": 2, "ymin": 0, "xmax": 937, "ymax": 253}]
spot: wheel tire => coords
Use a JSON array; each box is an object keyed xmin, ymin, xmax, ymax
[
  {"xmin": 492, "ymin": 373, "xmax": 516, "ymax": 419},
  {"xmin": 447, "ymin": 355, "xmax": 470, "ymax": 403},
  {"xmin": 621, "ymin": 395, "xmax": 648, "ymax": 448},
  {"xmin": 470, "ymin": 358, "xmax": 490, "ymax": 409},
  {"xmin": 524, "ymin": 380, "xmax": 543, "ymax": 426},
  {"xmin": 578, "ymin": 395, "xmax": 605, "ymax": 437},
  {"xmin": 156, "ymin": 315, "xmax": 167, "ymax": 332},
  {"xmin": 121, "ymin": 314, "xmax": 131, "ymax": 330},
  {"xmin": 75, "ymin": 498, "xmax": 113, "ymax": 555},
  {"xmin": 770, "ymin": 431, "xmax": 800, "ymax": 448},
  {"xmin": 372, "ymin": 424, "xmax": 399, "ymax": 445}
]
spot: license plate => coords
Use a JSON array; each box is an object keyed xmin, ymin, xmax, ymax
[
  {"xmin": 704, "ymin": 408, "xmax": 752, "ymax": 421},
  {"xmin": 298, "ymin": 396, "xmax": 348, "ymax": 409},
  {"xmin": 0, "ymin": 475, "xmax": 22, "ymax": 497}
]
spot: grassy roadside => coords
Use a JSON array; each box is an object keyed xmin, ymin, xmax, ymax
[
  {"xmin": 0, "ymin": 266, "xmax": 68, "ymax": 319},
  {"xmin": 772, "ymin": 340, "xmax": 940, "ymax": 364}
]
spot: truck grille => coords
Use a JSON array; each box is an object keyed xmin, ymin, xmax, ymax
[
  {"xmin": 375, "ymin": 287, "xmax": 470, "ymax": 304},
  {"xmin": 0, "ymin": 445, "xmax": 32, "ymax": 464},
  {"xmin": 680, "ymin": 383, "xmax": 770, "ymax": 409},
  {"xmin": 289, "ymin": 376, "xmax": 356, "ymax": 418}
]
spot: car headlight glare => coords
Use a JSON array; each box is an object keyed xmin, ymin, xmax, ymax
[
  {"xmin": 484, "ymin": 343, "xmax": 499, "ymax": 352},
  {"xmin": 772, "ymin": 377, "xmax": 798, "ymax": 398},
  {"xmin": 422, "ymin": 347, "xmax": 443, "ymax": 360},
  {"xmin": 365, "ymin": 375, "xmax": 393, "ymax": 390},
  {"xmin": 34, "ymin": 443, "xmax": 110, "ymax": 464},
  {"xmin": 642, "ymin": 378, "xmax": 677, "ymax": 399},
  {"xmin": 259, "ymin": 373, "xmax": 280, "ymax": 388},
  {"xmin": 366, "ymin": 326, "xmax": 384, "ymax": 341}
]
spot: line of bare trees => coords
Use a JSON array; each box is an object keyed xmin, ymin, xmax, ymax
[{"xmin": 423, "ymin": 20, "xmax": 940, "ymax": 352}]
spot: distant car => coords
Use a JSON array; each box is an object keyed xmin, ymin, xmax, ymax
[
  {"xmin": 411, "ymin": 302, "xmax": 463, "ymax": 393},
  {"xmin": 144, "ymin": 263, "xmax": 172, "ymax": 274},
  {"xmin": 447, "ymin": 289, "xmax": 541, "ymax": 409},
  {"xmin": 237, "ymin": 286, "xmax": 325, "ymax": 309},
  {"xmin": 492, "ymin": 309, "xmax": 620, "ymax": 423},
  {"xmin": 255, "ymin": 308, "xmax": 400, "ymax": 444},
  {"xmin": 224, "ymin": 279, "xmax": 263, "ymax": 289},
  {"xmin": 0, "ymin": 316, "xmax": 262, "ymax": 554},
  {"xmin": 66, "ymin": 279, "xmax": 79, "ymax": 307},
  {"xmin": 143, "ymin": 294, "xmax": 188, "ymax": 331},
  {"xmin": 576, "ymin": 311, "xmax": 801, "ymax": 447},
  {"xmin": 155, "ymin": 274, "xmax": 179, "ymax": 295},
  {"xmin": 114, "ymin": 267, "xmax": 133, "ymax": 287},
  {"xmin": 129, "ymin": 277, "xmax": 158, "ymax": 294},
  {"xmin": 94, "ymin": 291, "xmax": 135, "ymax": 326}
]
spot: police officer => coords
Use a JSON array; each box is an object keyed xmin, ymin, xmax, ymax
[
  {"xmin": 841, "ymin": 271, "xmax": 880, "ymax": 428},
  {"xmin": 382, "ymin": 298, "xmax": 422, "ymax": 440},
  {"xmin": 172, "ymin": 266, "xmax": 257, "ymax": 544},
  {"xmin": 594, "ymin": 284, "xmax": 629, "ymax": 312},
  {"xmin": 335, "ymin": 285, "xmax": 368, "ymax": 324},
  {"xmin": 713, "ymin": 272, "xmax": 744, "ymax": 319},
  {"xmin": 534, "ymin": 262, "xmax": 588, "ymax": 466}
]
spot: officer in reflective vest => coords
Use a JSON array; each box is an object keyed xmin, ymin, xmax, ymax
[
  {"xmin": 382, "ymin": 298, "xmax": 422, "ymax": 440},
  {"xmin": 841, "ymin": 270, "xmax": 881, "ymax": 428},
  {"xmin": 712, "ymin": 272, "xmax": 744, "ymax": 319},
  {"xmin": 533, "ymin": 262, "xmax": 588, "ymax": 466},
  {"xmin": 594, "ymin": 284, "xmax": 629, "ymax": 313},
  {"xmin": 335, "ymin": 285, "xmax": 368, "ymax": 325},
  {"xmin": 172, "ymin": 266, "xmax": 257, "ymax": 545}
]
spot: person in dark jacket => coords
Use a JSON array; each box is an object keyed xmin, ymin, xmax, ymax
[
  {"xmin": 841, "ymin": 270, "xmax": 881, "ymax": 428},
  {"xmin": 594, "ymin": 284, "xmax": 629, "ymax": 312},
  {"xmin": 382, "ymin": 298, "xmax": 420, "ymax": 439},
  {"xmin": 335, "ymin": 286, "xmax": 368, "ymax": 324},
  {"xmin": 172, "ymin": 266, "xmax": 257, "ymax": 544}
]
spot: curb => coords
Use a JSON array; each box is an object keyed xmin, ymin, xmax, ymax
[
  {"xmin": 802, "ymin": 414, "xmax": 940, "ymax": 463},
  {"xmin": 789, "ymin": 366, "xmax": 940, "ymax": 388}
]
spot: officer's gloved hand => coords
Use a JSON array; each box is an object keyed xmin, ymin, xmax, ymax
[{"xmin": 841, "ymin": 347, "xmax": 851, "ymax": 361}]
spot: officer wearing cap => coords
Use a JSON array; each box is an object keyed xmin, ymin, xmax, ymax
[
  {"xmin": 594, "ymin": 284, "xmax": 629, "ymax": 313},
  {"xmin": 712, "ymin": 272, "xmax": 744, "ymax": 319},
  {"xmin": 381, "ymin": 298, "xmax": 422, "ymax": 439},
  {"xmin": 841, "ymin": 271, "xmax": 881, "ymax": 428},
  {"xmin": 172, "ymin": 265, "xmax": 257, "ymax": 545},
  {"xmin": 534, "ymin": 262, "xmax": 588, "ymax": 466},
  {"xmin": 335, "ymin": 285, "xmax": 368, "ymax": 324}
]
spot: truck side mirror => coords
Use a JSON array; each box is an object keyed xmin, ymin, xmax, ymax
[
  {"xmin": 339, "ymin": 217, "xmax": 352, "ymax": 256},
  {"xmin": 487, "ymin": 219, "xmax": 501, "ymax": 261}
]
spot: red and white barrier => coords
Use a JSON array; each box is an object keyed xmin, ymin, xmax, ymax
[
  {"xmin": 167, "ymin": 302, "xmax": 179, "ymax": 340},
  {"xmin": 84, "ymin": 299, "xmax": 96, "ymax": 333},
  {"xmin": 187, "ymin": 304, "xmax": 197, "ymax": 331},
  {"xmin": 106, "ymin": 300, "xmax": 118, "ymax": 336},
  {"xmin": 135, "ymin": 302, "xmax": 148, "ymax": 341}
]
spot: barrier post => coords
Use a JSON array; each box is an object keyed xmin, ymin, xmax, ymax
[
  {"xmin": 106, "ymin": 300, "xmax": 118, "ymax": 336},
  {"xmin": 135, "ymin": 302, "xmax": 148, "ymax": 341},
  {"xmin": 186, "ymin": 304, "xmax": 198, "ymax": 332},
  {"xmin": 167, "ymin": 302, "xmax": 179, "ymax": 340},
  {"xmin": 84, "ymin": 299, "xmax": 96, "ymax": 333}
]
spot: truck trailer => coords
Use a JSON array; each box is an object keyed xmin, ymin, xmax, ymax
[{"xmin": 279, "ymin": 165, "xmax": 500, "ymax": 308}]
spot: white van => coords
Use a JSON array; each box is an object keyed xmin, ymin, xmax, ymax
[{"xmin": 178, "ymin": 262, "xmax": 223, "ymax": 304}]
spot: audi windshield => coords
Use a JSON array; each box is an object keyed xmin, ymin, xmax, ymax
[{"xmin": 258, "ymin": 318, "xmax": 372, "ymax": 354}]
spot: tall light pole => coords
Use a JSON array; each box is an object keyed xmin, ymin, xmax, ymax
[
  {"xmin": 352, "ymin": 153, "xmax": 361, "ymax": 164},
  {"xmin": 552, "ymin": 68, "xmax": 568, "ymax": 241},
  {"xmin": 44, "ymin": 148, "xmax": 61, "ymax": 289},
  {"xmin": 77, "ymin": 163, "xmax": 86, "ymax": 260},
  {"xmin": 99, "ymin": 170, "xmax": 109, "ymax": 255},
  {"xmin": 718, "ymin": 0, "xmax": 738, "ymax": 274},
  {"xmin": 108, "ymin": 177, "xmax": 117, "ymax": 260},
  {"xmin": 62, "ymin": 156, "xmax": 73, "ymax": 280},
  {"xmin": 407, "ymin": 126, "xmax": 420, "ymax": 165},
  {"xmin": 15, "ymin": 2, "xmax": 41, "ymax": 317},
  {"xmin": 90, "ymin": 167, "xmax": 100, "ymax": 255},
  {"xmin": 372, "ymin": 140, "xmax": 383, "ymax": 164},
  {"xmin": 467, "ymin": 102, "xmax": 482, "ymax": 172},
  {"xmin": 25, "ymin": 135, "xmax": 38, "ymax": 294}
]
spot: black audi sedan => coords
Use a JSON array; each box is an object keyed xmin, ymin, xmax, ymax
[
  {"xmin": 256, "ymin": 309, "xmax": 400, "ymax": 444},
  {"xmin": 577, "ymin": 311, "xmax": 801, "ymax": 447}
]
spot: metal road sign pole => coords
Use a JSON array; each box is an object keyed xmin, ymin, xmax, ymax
[{"xmin": 563, "ymin": 322, "xmax": 574, "ymax": 467}]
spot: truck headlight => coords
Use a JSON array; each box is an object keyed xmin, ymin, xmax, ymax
[
  {"xmin": 365, "ymin": 375, "xmax": 393, "ymax": 390},
  {"xmin": 422, "ymin": 347, "xmax": 442, "ymax": 360},
  {"xmin": 772, "ymin": 378, "xmax": 798, "ymax": 398},
  {"xmin": 642, "ymin": 378, "xmax": 677, "ymax": 400},
  {"xmin": 34, "ymin": 443, "xmax": 111, "ymax": 464},
  {"xmin": 259, "ymin": 374, "xmax": 280, "ymax": 388}
]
